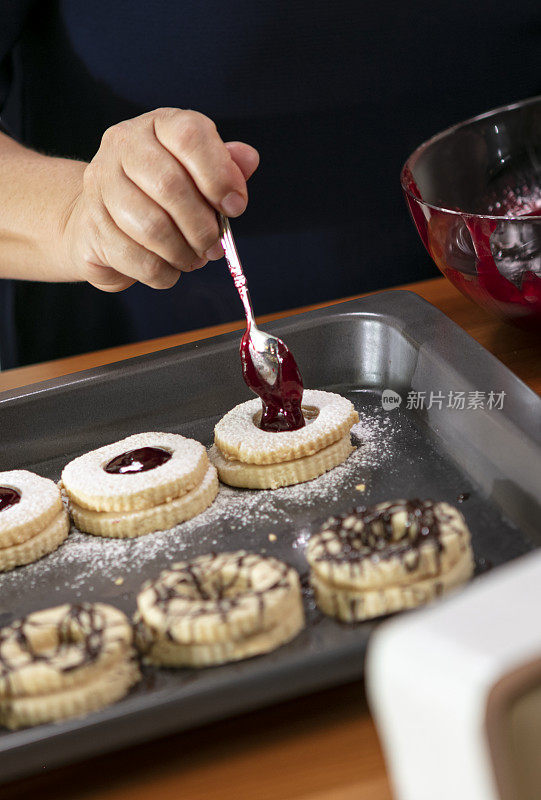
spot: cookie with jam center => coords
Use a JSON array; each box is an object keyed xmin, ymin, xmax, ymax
[
  {"xmin": 209, "ymin": 389, "xmax": 359, "ymax": 489},
  {"xmin": 61, "ymin": 432, "xmax": 218, "ymax": 537},
  {"xmin": 0, "ymin": 470, "xmax": 69, "ymax": 572}
]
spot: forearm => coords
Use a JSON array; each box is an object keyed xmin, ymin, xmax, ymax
[{"xmin": 0, "ymin": 131, "xmax": 85, "ymax": 281}]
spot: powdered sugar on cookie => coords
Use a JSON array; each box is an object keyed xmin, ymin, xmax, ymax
[
  {"xmin": 214, "ymin": 389, "xmax": 358, "ymax": 464},
  {"xmin": 62, "ymin": 433, "xmax": 208, "ymax": 512}
]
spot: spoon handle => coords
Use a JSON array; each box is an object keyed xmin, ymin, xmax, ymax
[{"xmin": 217, "ymin": 213, "xmax": 256, "ymax": 328}]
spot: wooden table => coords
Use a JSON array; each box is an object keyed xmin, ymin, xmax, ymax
[{"xmin": 2, "ymin": 277, "xmax": 540, "ymax": 800}]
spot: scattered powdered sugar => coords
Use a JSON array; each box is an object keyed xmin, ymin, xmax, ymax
[{"xmin": 0, "ymin": 404, "xmax": 396, "ymax": 619}]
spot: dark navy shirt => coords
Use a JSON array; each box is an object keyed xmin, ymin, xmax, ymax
[{"xmin": 1, "ymin": 1, "xmax": 540, "ymax": 367}]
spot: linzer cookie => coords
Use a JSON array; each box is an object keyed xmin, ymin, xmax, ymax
[
  {"xmin": 61, "ymin": 432, "xmax": 219, "ymax": 537},
  {"xmin": 0, "ymin": 603, "xmax": 140, "ymax": 729},
  {"xmin": 0, "ymin": 470, "xmax": 69, "ymax": 572},
  {"xmin": 134, "ymin": 551, "xmax": 305, "ymax": 667},
  {"xmin": 306, "ymin": 499, "xmax": 474, "ymax": 622},
  {"xmin": 209, "ymin": 389, "xmax": 359, "ymax": 489}
]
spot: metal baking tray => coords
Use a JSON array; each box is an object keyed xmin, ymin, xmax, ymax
[{"xmin": 0, "ymin": 290, "xmax": 540, "ymax": 783}]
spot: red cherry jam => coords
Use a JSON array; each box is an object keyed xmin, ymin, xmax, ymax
[
  {"xmin": 0, "ymin": 487, "xmax": 21, "ymax": 512},
  {"xmin": 104, "ymin": 447, "xmax": 172, "ymax": 475},
  {"xmin": 240, "ymin": 327, "xmax": 305, "ymax": 432},
  {"xmin": 220, "ymin": 219, "xmax": 305, "ymax": 432}
]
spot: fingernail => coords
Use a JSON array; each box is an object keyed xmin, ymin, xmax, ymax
[
  {"xmin": 191, "ymin": 256, "xmax": 208, "ymax": 269},
  {"xmin": 222, "ymin": 191, "xmax": 246, "ymax": 217},
  {"xmin": 205, "ymin": 242, "xmax": 224, "ymax": 261}
]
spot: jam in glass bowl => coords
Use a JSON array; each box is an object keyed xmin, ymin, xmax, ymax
[{"xmin": 401, "ymin": 96, "xmax": 541, "ymax": 325}]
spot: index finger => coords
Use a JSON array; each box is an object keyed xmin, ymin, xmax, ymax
[{"xmin": 153, "ymin": 110, "xmax": 248, "ymax": 217}]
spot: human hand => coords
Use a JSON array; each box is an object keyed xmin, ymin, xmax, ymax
[{"xmin": 62, "ymin": 108, "xmax": 259, "ymax": 291}]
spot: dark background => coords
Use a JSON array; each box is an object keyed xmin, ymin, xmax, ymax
[{"xmin": 1, "ymin": 0, "xmax": 540, "ymax": 366}]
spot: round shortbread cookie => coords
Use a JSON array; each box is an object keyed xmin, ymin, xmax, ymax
[
  {"xmin": 0, "ymin": 603, "xmax": 133, "ymax": 696},
  {"xmin": 306, "ymin": 499, "xmax": 475, "ymax": 622},
  {"xmin": 307, "ymin": 500, "xmax": 472, "ymax": 590},
  {"xmin": 61, "ymin": 432, "xmax": 209, "ymax": 512},
  {"xmin": 213, "ymin": 389, "xmax": 359, "ymax": 465},
  {"xmin": 0, "ymin": 603, "xmax": 140, "ymax": 729},
  {"xmin": 135, "ymin": 602, "xmax": 305, "ymax": 668},
  {"xmin": 209, "ymin": 435, "xmax": 353, "ymax": 489},
  {"xmin": 135, "ymin": 551, "xmax": 305, "ymax": 666},
  {"xmin": 311, "ymin": 548, "xmax": 474, "ymax": 622},
  {"xmin": 0, "ymin": 510, "xmax": 69, "ymax": 573},
  {"xmin": 70, "ymin": 464, "xmax": 219, "ymax": 538},
  {"xmin": 0, "ymin": 470, "xmax": 63, "ymax": 548},
  {"xmin": 1, "ymin": 661, "xmax": 140, "ymax": 730}
]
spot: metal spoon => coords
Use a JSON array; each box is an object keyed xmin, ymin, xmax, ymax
[{"xmin": 217, "ymin": 213, "xmax": 281, "ymax": 386}]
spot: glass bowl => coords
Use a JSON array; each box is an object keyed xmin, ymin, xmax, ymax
[{"xmin": 401, "ymin": 96, "xmax": 541, "ymax": 324}]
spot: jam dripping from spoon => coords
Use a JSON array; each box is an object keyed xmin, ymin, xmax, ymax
[
  {"xmin": 218, "ymin": 213, "xmax": 305, "ymax": 432},
  {"xmin": 240, "ymin": 327, "xmax": 304, "ymax": 431}
]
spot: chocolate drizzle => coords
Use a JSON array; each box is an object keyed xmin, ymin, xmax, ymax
[
  {"xmin": 59, "ymin": 604, "xmax": 105, "ymax": 672},
  {"xmin": 0, "ymin": 487, "xmax": 21, "ymax": 513},
  {"xmin": 312, "ymin": 499, "xmax": 459, "ymax": 571},
  {"xmin": 148, "ymin": 553, "xmax": 293, "ymax": 638},
  {"xmin": 104, "ymin": 447, "xmax": 172, "ymax": 475},
  {"xmin": 0, "ymin": 603, "xmax": 106, "ymax": 688}
]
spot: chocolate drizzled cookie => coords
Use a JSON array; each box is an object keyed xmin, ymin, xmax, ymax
[
  {"xmin": 0, "ymin": 603, "xmax": 140, "ymax": 729},
  {"xmin": 306, "ymin": 499, "xmax": 474, "ymax": 622},
  {"xmin": 135, "ymin": 551, "xmax": 305, "ymax": 667}
]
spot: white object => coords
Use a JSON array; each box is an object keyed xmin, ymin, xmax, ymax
[{"xmin": 366, "ymin": 550, "xmax": 541, "ymax": 800}]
